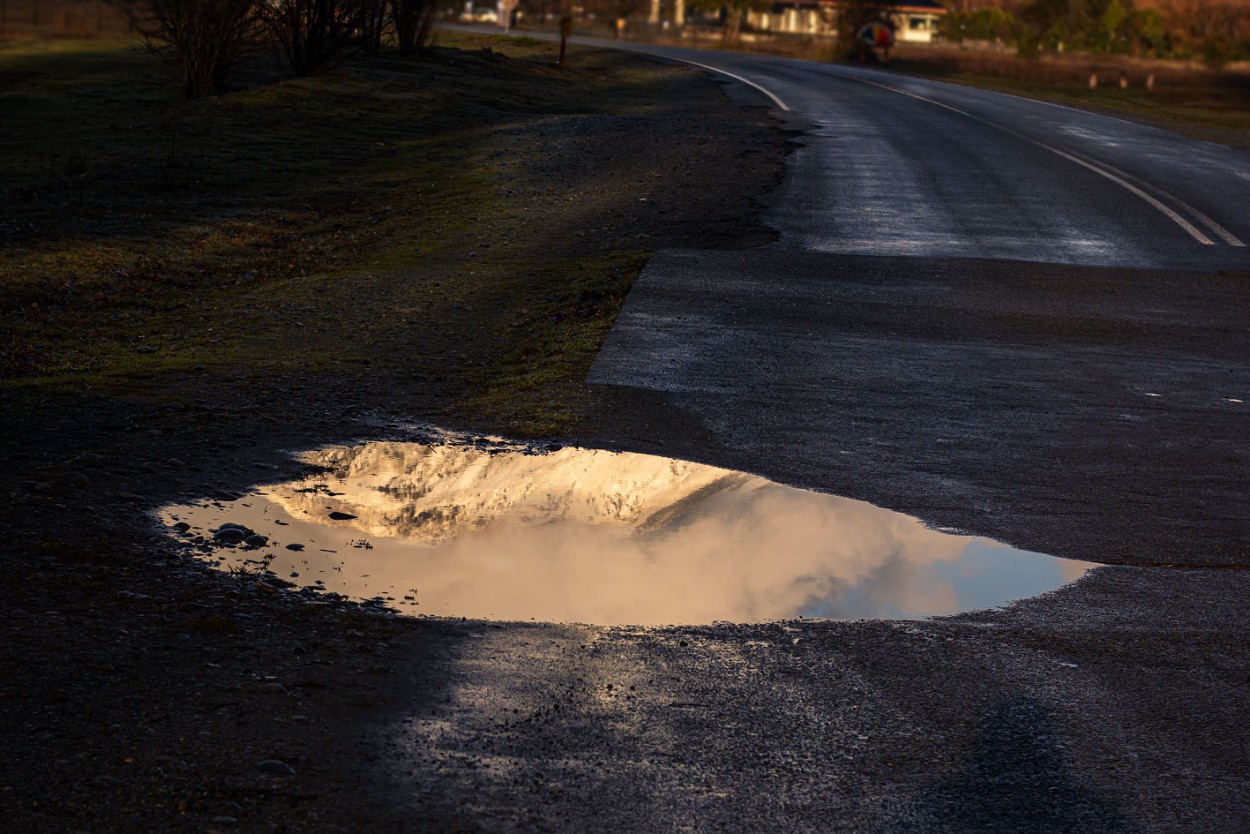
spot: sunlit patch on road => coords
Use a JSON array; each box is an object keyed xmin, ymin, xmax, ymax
[{"xmin": 159, "ymin": 440, "xmax": 1094, "ymax": 625}]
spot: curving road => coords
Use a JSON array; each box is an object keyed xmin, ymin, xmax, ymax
[
  {"xmin": 617, "ymin": 43, "xmax": 1250, "ymax": 270},
  {"xmin": 394, "ymin": 32, "xmax": 1250, "ymax": 834},
  {"xmin": 588, "ymin": 40, "xmax": 1250, "ymax": 567}
]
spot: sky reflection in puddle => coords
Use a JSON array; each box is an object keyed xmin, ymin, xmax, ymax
[{"xmin": 159, "ymin": 441, "xmax": 1094, "ymax": 625}]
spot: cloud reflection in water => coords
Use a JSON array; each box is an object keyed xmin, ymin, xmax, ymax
[{"xmin": 161, "ymin": 442, "xmax": 1094, "ymax": 625}]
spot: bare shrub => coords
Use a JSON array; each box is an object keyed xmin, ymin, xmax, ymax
[
  {"xmin": 256, "ymin": 0, "xmax": 361, "ymax": 76},
  {"xmin": 116, "ymin": 0, "xmax": 262, "ymax": 99}
]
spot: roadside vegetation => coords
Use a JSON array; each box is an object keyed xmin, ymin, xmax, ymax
[
  {"xmin": 921, "ymin": 0, "xmax": 1250, "ymax": 135},
  {"xmin": 0, "ymin": 31, "xmax": 782, "ymax": 447},
  {"xmin": 893, "ymin": 45, "xmax": 1250, "ymax": 141},
  {"xmin": 0, "ymin": 33, "xmax": 604, "ymax": 431},
  {"xmin": 940, "ymin": 0, "xmax": 1250, "ymax": 66}
]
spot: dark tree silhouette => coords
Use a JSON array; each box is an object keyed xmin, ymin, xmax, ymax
[
  {"xmin": 392, "ymin": 0, "xmax": 436, "ymax": 56},
  {"xmin": 115, "ymin": 0, "xmax": 262, "ymax": 98},
  {"xmin": 258, "ymin": 0, "xmax": 359, "ymax": 77},
  {"xmin": 356, "ymin": 0, "xmax": 389, "ymax": 52}
]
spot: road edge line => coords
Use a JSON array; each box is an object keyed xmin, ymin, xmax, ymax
[{"xmin": 851, "ymin": 77, "xmax": 1217, "ymax": 247}]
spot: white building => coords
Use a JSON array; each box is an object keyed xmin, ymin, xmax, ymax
[{"xmin": 746, "ymin": 0, "xmax": 946, "ymax": 43}]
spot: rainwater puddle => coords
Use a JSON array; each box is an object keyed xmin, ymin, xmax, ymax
[{"xmin": 159, "ymin": 440, "xmax": 1095, "ymax": 626}]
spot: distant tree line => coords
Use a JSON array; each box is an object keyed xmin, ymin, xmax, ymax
[
  {"xmin": 939, "ymin": 0, "xmax": 1250, "ymax": 65},
  {"xmin": 110, "ymin": 0, "xmax": 440, "ymax": 99}
]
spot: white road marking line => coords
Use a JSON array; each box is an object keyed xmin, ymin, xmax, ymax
[
  {"xmin": 1043, "ymin": 149, "xmax": 1214, "ymax": 245},
  {"xmin": 1065, "ymin": 151, "xmax": 1245, "ymax": 247},
  {"xmin": 632, "ymin": 50, "xmax": 791, "ymax": 112},
  {"xmin": 851, "ymin": 77, "xmax": 1222, "ymax": 246}
]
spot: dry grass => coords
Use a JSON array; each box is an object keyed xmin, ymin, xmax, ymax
[
  {"xmin": 889, "ymin": 45, "xmax": 1250, "ymax": 141},
  {"xmin": 0, "ymin": 37, "xmax": 656, "ymax": 381},
  {"xmin": 0, "ymin": 33, "xmax": 783, "ymax": 438}
]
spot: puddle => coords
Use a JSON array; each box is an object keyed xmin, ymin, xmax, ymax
[{"xmin": 159, "ymin": 440, "xmax": 1095, "ymax": 626}]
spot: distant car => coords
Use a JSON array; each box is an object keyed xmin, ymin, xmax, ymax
[{"xmin": 457, "ymin": 5, "xmax": 498, "ymax": 23}]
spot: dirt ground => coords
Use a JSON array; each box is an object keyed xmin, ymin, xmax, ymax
[{"xmin": 0, "ymin": 42, "xmax": 789, "ymax": 833}]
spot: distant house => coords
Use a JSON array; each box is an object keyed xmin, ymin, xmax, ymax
[{"xmin": 745, "ymin": 0, "xmax": 947, "ymax": 43}]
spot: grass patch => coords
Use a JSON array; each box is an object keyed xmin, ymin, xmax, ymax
[
  {"xmin": 1, "ymin": 33, "xmax": 769, "ymax": 436},
  {"xmin": 462, "ymin": 251, "xmax": 647, "ymax": 435},
  {"xmin": 890, "ymin": 47, "xmax": 1250, "ymax": 141}
]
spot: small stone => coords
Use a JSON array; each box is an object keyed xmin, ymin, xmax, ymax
[
  {"xmin": 285, "ymin": 543, "xmax": 305, "ymax": 552},
  {"xmin": 213, "ymin": 528, "xmax": 247, "ymax": 543},
  {"xmin": 210, "ymin": 816, "xmax": 238, "ymax": 827},
  {"xmin": 171, "ymin": 521, "xmax": 191, "ymax": 533},
  {"xmin": 135, "ymin": 345, "xmax": 156, "ymax": 354},
  {"xmin": 257, "ymin": 759, "xmax": 296, "ymax": 776},
  {"xmin": 243, "ymin": 534, "xmax": 269, "ymax": 548},
  {"xmin": 328, "ymin": 511, "xmax": 357, "ymax": 521}
]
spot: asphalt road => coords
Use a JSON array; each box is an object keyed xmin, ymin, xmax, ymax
[
  {"xmin": 584, "ymin": 38, "xmax": 1250, "ymax": 568},
  {"xmin": 631, "ymin": 48, "xmax": 1250, "ymax": 271},
  {"xmin": 385, "ymin": 34, "xmax": 1250, "ymax": 832}
]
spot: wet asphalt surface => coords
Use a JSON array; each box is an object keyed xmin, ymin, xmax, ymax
[{"xmin": 376, "ymin": 37, "xmax": 1250, "ymax": 832}]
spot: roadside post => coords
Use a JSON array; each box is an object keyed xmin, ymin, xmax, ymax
[
  {"xmin": 559, "ymin": 14, "xmax": 572, "ymax": 68},
  {"xmin": 498, "ymin": 0, "xmax": 517, "ymax": 34}
]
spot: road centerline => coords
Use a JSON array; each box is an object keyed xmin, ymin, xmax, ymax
[{"xmin": 1062, "ymin": 149, "xmax": 1246, "ymax": 247}]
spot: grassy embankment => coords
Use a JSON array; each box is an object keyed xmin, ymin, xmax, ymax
[
  {"xmin": 1, "ymin": 33, "xmax": 752, "ymax": 442},
  {"xmin": 889, "ymin": 47, "xmax": 1250, "ymax": 143}
]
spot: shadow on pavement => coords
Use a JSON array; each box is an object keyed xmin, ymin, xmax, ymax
[{"xmin": 877, "ymin": 697, "xmax": 1138, "ymax": 833}]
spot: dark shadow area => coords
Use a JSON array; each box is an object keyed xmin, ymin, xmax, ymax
[
  {"xmin": 877, "ymin": 698, "xmax": 1138, "ymax": 834},
  {"xmin": 0, "ymin": 31, "xmax": 790, "ymax": 832}
]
